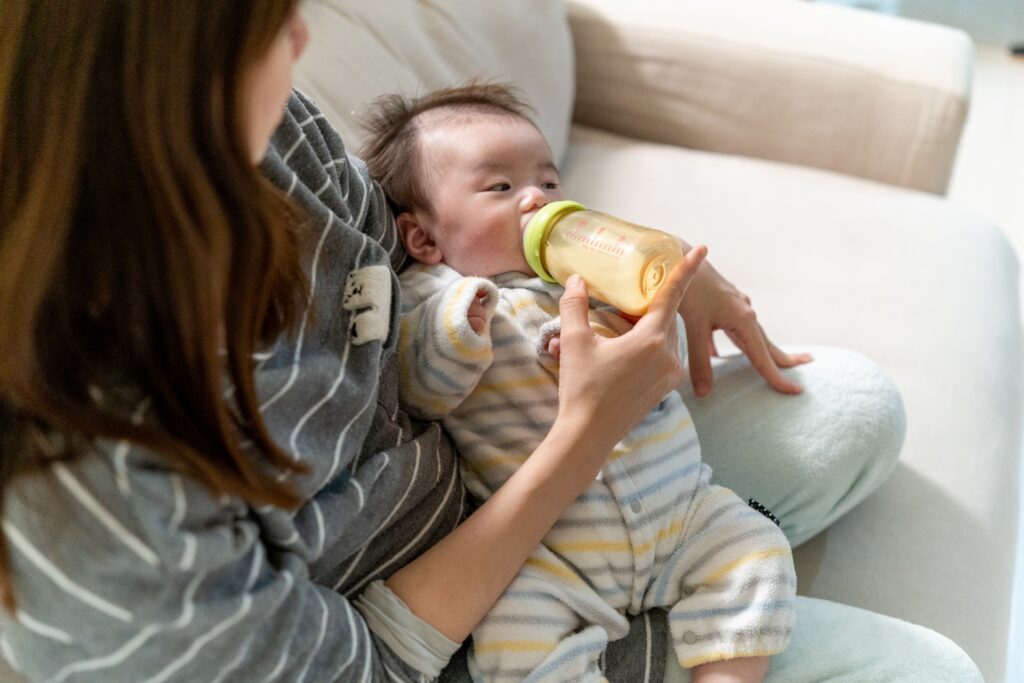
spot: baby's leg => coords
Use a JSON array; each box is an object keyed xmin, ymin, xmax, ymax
[
  {"xmin": 646, "ymin": 486, "xmax": 796, "ymax": 675},
  {"xmin": 468, "ymin": 545, "xmax": 629, "ymax": 683}
]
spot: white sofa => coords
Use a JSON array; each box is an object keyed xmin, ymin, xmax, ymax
[{"xmin": 290, "ymin": 1, "xmax": 1021, "ymax": 681}]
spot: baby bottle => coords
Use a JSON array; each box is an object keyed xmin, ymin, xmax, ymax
[{"xmin": 523, "ymin": 200, "xmax": 684, "ymax": 316}]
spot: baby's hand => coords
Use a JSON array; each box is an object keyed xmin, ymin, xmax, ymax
[
  {"xmin": 546, "ymin": 334, "xmax": 561, "ymax": 361},
  {"xmin": 467, "ymin": 290, "xmax": 490, "ymax": 334}
]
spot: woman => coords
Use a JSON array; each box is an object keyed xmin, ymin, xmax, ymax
[{"xmin": 0, "ymin": 2, "xmax": 982, "ymax": 681}]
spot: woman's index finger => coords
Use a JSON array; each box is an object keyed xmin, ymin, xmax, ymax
[{"xmin": 641, "ymin": 244, "xmax": 708, "ymax": 326}]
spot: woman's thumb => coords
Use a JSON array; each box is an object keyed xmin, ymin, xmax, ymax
[{"xmin": 558, "ymin": 275, "xmax": 591, "ymax": 334}]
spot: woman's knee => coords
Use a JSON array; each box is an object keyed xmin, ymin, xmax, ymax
[{"xmin": 682, "ymin": 346, "xmax": 906, "ymax": 547}]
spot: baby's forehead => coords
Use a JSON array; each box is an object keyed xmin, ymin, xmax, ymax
[
  {"xmin": 415, "ymin": 108, "xmax": 549, "ymax": 165},
  {"xmin": 414, "ymin": 105, "xmax": 527, "ymax": 131}
]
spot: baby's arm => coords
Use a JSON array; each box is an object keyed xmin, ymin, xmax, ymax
[{"xmin": 397, "ymin": 266, "xmax": 500, "ymax": 420}]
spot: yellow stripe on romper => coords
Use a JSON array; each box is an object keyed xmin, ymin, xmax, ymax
[
  {"xmin": 549, "ymin": 488, "xmax": 737, "ymax": 555},
  {"xmin": 550, "ymin": 517, "xmax": 688, "ymax": 555},
  {"xmin": 610, "ymin": 415, "xmax": 694, "ymax": 462},
  {"xmin": 509, "ymin": 295, "xmax": 559, "ymax": 318},
  {"xmin": 444, "ymin": 280, "xmax": 491, "ymax": 361},
  {"xmin": 474, "ymin": 640, "xmax": 558, "ymax": 655},
  {"xmin": 525, "ymin": 556, "xmax": 584, "ymax": 584},
  {"xmin": 476, "ymin": 374, "xmax": 551, "ymax": 394},
  {"xmin": 470, "ymin": 452, "xmax": 530, "ymax": 472},
  {"xmin": 704, "ymin": 548, "xmax": 791, "ymax": 586}
]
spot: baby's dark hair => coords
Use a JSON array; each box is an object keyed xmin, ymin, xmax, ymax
[{"xmin": 359, "ymin": 82, "xmax": 536, "ymax": 215}]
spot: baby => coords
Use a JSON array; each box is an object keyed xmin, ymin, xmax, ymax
[{"xmin": 360, "ymin": 84, "xmax": 796, "ymax": 683}]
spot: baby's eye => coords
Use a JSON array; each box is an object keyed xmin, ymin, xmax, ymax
[
  {"xmin": 487, "ymin": 183, "xmax": 511, "ymax": 192},
  {"xmin": 542, "ymin": 182, "xmax": 559, "ymax": 190}
]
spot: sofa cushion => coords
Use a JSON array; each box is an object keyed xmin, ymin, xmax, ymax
[
  {"xmin": 561, "ymin": 125, "xmax": 1021, "ymax": 683},
  {"xmin": 293, "ymin": 0, "xmax": 575, "ymax": 162}
]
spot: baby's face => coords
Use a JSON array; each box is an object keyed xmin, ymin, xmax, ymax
[{"xmin": 407, "ymin": 113, "xmax": 564, "ymax": 277}]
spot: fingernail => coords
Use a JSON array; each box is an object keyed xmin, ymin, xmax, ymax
[
  {"xmin": 566, "ymin": 274, "xmax": 582, "ymax": 290},
  {"xmin": 696, "ymin": 382, "xmax": 710, "ymax": 397}
]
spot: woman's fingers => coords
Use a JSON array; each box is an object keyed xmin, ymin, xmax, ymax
[
  {"xmin": 766, "ymin": 331, "xmax": 814, "ymax": 368},
  {"xmin": 726, "ymin": 324, "xmax": 804, "ymax": 395},
  {"xmin": 643, "ymin": 245, "xmax": 708, "ymax": 329}
]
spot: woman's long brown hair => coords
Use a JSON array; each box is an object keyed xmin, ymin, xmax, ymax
[{"xmin": 0, "ymin": 1, "xmax": 310, "ymax": 610}]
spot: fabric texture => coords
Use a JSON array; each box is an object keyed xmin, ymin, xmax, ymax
[{"xmin": 398, "ymin": 263, "xmax": 795, "ymax": 681}]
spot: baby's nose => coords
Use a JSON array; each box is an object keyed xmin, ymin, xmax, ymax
[{"xmin": 520, "ymin": 186, "xmax": 549, "ymax": 212}]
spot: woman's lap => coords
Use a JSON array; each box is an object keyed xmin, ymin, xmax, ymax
[
  {"xmin": 443, "ymin": 347, "xmax": 973, "ymax": 681},
  {"xmin": 679, "ymin": 345, "xmax": 906, "ymax": 547}
]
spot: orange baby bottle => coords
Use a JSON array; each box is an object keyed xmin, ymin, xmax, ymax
[{"xmin": 523, "ymin": 200, "xmax": 684, "ymax": 316}]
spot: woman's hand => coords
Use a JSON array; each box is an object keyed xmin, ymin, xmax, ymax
[
  {"xmin": 678, "ymin": 256, "xmax": 812, "ymax": 397},
  {"xmin": 552, "ymin": 245, "xmax": 709, "ymax": 459}
]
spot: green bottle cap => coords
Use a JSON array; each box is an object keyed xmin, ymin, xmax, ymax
[{"xmin": 523, "ymin": 200, "xmax": 586, "ymax": 282}]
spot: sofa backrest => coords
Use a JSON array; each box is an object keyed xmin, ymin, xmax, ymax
[{"xmin": 293, "ymin": 0, "xmax": 575, "ymax": 163}]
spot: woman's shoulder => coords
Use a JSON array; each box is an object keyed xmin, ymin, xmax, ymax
[{"xmin": 261, "ymin": 90, "xmax": 407, "ymax": 273}]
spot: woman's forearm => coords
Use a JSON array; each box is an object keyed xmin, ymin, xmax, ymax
[{"xmin": 384, "ymin": 419, "xmax": 606, "ymax": 644}]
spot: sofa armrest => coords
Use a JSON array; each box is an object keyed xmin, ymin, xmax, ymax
[{"xmin": 567, "ymin": 0, "xmax": 973, "ymax": 194}]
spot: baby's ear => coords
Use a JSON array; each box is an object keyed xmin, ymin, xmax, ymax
[{"xmin": 396, "ymin": 212, "xmax": 443, "ymax": 264}]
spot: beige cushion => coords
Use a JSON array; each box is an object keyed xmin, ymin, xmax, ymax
[
  {"xmin": 562, "ymin": 125, "xmax": 1021, "ymax": 683},
  {"xmin": 566, "ymin": 0, "xmax": 972, "ymax": 194},
  {"xmin": 293, "ymin": 0, "xmax": 575, "ymax": 161}
]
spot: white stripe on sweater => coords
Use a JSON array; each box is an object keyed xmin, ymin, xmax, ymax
[
  {"xmin": 282, "ymin": 134, "xmax": 307, "ymax": 162},
  {"xmin": 3, "ymin": 521, "xmax": 133, "ymax": 623},
  {"xmin": 169, "ymin": 475, "xmax": 186, "ymax": 531},
  {"xmin": 330, "ymin": 598, "xmax": 361, "ymax": 680},
  {"xmin": 0, "ymin": 635, "xmax": 20, "ymax": 672},
  {"xmin": 295, "ymin": 588, "xmax": 331, "ymax": 683},
  {"xmin": 333, "ymin": 444, "xmax": 420, "ymax": 592},
  {"xmin": 348, "ymin": 448, "xmax": 456, "ymax": 596},
  {"xmin": 260, "ymin": 649, "xmax": 290, "ymax": 683},
  {"xmin": 138, "ymin": 596, "xmax": 254, "ymax": 683},
  {"xmin": 16, "ymin": 611, "xmax": 73, "ymax": 644},
  {"xmin": 45, "ymin": 571, "xmax": 206, "ymax": 683},
  {"xmin": 209, "ymin": 630, "xmax": 256, "ymax": 683},
  {"xmin": 137, "ymin": 547, "xmax": 274, "ymax": 683},
  {"xmin": 54, "ymin": 463, "xmax": 159, "ymax": 566},
  {"xmin": 113, "ymin": 399, "xmax": 149, "ymax": 496},
  {"xmin": 260, "ymin": 214, "xmax": 337, "ymax": 413},
  {"xmin": 167, "ymin": 475, "xmax": 199, "ymax": 571},
  {"xmin": 289, "ymin": 337, "xmax": 353, "ymax": 462}
]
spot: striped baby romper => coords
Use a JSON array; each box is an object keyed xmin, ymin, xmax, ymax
[{"xmin": 399, "ymin": 263, "xmax": 797, "ymax": 683}]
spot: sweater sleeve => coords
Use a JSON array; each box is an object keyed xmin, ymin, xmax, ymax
[
  {"xmin": 397, "ymin": 264, "xmax": 500, "ymax": 420},
  {"xmin": 0, "ymin": 448, "xmax": 449, "ymax": 683}
]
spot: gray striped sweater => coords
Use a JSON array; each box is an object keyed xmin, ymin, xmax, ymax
[{"xmin": 0, "ymin": 92, "xmax": 667, "ymax": 683}]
